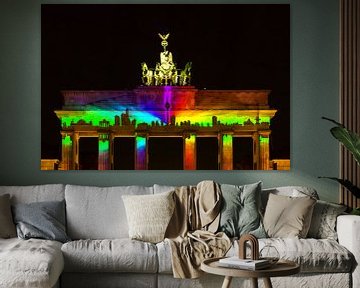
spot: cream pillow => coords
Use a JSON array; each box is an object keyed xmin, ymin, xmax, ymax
[
  {"xmin": 263, "ymin": 193, "xmax": 316, "ymax": 238},
  {"xmin": 122, "ymin": 191, "xmax": 175, "ymax": 243}
]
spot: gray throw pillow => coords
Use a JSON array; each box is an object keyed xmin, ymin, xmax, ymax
[
  {"xmin": 218, "ymin": 182, "xmax": 266, "ymax": 238},
  {"xmin": 0, "ymin": 194, "xmax": 16, "ymax": 238},
  {"xmin": 12, "ymin": 200, "xmax": 70, "ymax": 243},
  {"xmin": 307, "ymin": 200, "xmax": 347, "ymax": 240}
]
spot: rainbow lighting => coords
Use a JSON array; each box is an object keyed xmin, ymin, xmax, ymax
[
  {"xmin": 52, "ymin": 33, "xmax": 281, "ymax": 170},
  {"xmin": 184, "ymin": 135, "xmax": 196, "ymax": 170},
  {"xmin": 55, "ymin": 87, "xmax": 277, "ymax": 170},
  {"xmin": 221, "ymin": 134, "xmax": 233, "ymax": 170},
  {"xmin": 135, "ymin": 136, "xmax": 147, "ymax": 170},
  {"xmin": 98, "ymin": 134, "xmax": 110, "ymax": 170}
]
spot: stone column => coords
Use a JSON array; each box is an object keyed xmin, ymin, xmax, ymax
[
  {"xmin": 98, "ymin": 133, "xmax": 111, "ymax": 170},
  {"xmin": 252, "ymin": 132, "xmax": 260, "ymax": 170},
  {"xmin": 73, "ymin": 132, "xmax": 80, "ymax": 170},
  {"xmin": 109, "ymin": 134, "xmax": 114, "ymax": 170},
  {"xmin": 183, "ymin": 134, "xmax": 196, "ymax": 170},
  {"xmin": 135, "ymin": 134, "xmax": 147, "ymax": 170},
  {"xmin": 259, "ymin": 133, "xmax": 270, "ymax": 170},
  {"xmin": 61, "ymin": 132, "xmax": 73, "ymax": 170},
  {"xmin": 220, "ymin": 134, "xmax": 233, "ymax": 170}
]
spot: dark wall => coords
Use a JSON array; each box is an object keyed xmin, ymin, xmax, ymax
[{"xmin": 0, "ymin": 0, "xmax": 340, "ymax": 202}]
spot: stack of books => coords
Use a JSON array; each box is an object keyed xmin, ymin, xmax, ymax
[{"xmin": 218, "ymin": 257, "xmax": 271, "ymax": 270}]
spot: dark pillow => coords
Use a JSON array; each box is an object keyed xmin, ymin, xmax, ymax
[
  {"xmin": 12, "ymin": 200, "xmax": 70, "ymax": 243},
  {"xmin": 0, "ymin": 194, "xmax": 17, "ymax": 238},
  {"xmin": 218, "ymin": 182, "xmax": 266, "ymax": 238},
  {"xmin": 307, "ymin": 200, "xmax": 347, "ymax": 240}
]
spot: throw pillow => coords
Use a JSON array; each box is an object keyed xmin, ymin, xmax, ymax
[
  {"xmin": 0, "ymin": 194, "xmax": 16, "ymax": 238},
  {"xmin": 122, "ymin": 190, "xmax": 175, "ymax": 243},
  {"xmin": 218, "ymin": 182, "xmax": 266, "ymax": 238},
  {"xmin": 12, "ymin": 200, "xmax": 70, "ymax": 243},
  {"xmin": 263, "ymin": 193, "xmax": 316, "ymax": 238},
  {"xmin": 307, "ymin": 200, "xmax": 347, "ymax": 240}
]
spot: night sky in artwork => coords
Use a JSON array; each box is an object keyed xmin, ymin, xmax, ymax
[{"xmin": 41, "ymin": 4, "xmax": 290, "ymax": 161}]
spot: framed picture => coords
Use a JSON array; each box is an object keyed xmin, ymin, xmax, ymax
[{"xmin": 41, "ymin": 4, "xmax": 290, "ymax": 171}]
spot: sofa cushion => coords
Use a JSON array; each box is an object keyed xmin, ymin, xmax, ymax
[
  {"xmin": 61, "ymin": 239, "xmax": 158, "ymax": 273},
  {"xmin": 122, "ymin": 191, "xmax": 175, "ymax": 243},
  {"xmin": 0, "ymin": 194, "xmax": 16, "ymax": 238},
  {"xmin": 0, "ymin": 184, "xmax": 65, "ymax": 204},
  {"xmin": 263, "ymin": 193, "xmax": 316, "ymax": 238},
  {"xmin": 225, "ymin": 238, "xmax": 353, "ymax": 274},
  {"xmin": 0, "ymin": 238, "xmax": 64, "ymax": 288},
  {"xmin": 65, "ymin": 185, "xmax": 153, "ymax": 239},
  {"xmin": 307, "ymin": 200, "xmax": 347, "ymax": 240},
  {"xmin": 153, "ymin": 184, "xmax": 177, "ymax": 194},
  {"xmin": 12, "ymin": 200, "xmax": 70, "ymax": 243},
  {"xmin": 218, "ymin": 182, "xmax": 266, "ymax": 238},
  {"xmin": 157, "ymin": 237, "xmax": 353, "ymax": 274}
]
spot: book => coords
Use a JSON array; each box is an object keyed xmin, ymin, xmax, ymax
[{"xmin": 218, "ymin": 257, "xmax": 271, "ymax": 270}]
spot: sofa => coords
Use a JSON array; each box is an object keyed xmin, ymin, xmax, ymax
[{"xmin": 0, "ymin": 183, "xmax": 359, "ymax": 288}]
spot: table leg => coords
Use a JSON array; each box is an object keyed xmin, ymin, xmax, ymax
[
  {"xmin": 221, "ymin": 276, "xmax": 233, "ymax": 288},
  {"xmin": 251, "ymin": 278, "xmax": 258, "ymax": 288},
  {"xmin": 263, "ymin": 277, "xmax": 273, "ymax": 288}
]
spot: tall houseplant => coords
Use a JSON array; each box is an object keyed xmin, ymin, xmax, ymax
[{"xmin": 320, "ymin": 117, "xmax": 360, "ymax": 208}]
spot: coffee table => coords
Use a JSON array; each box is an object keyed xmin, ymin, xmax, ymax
[{"xmin": 201, "ymin": 257, "xmax": 300, "ymax": 288}]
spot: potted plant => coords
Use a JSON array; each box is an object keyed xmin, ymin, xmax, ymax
[{"xmin": 320, "ymin": 117, "xmax": 360, "ymax": 214}]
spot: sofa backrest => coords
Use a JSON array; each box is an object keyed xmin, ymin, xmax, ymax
[
  {"xmin": 261, "ymin": 186, "xmax": 319, "ymax": 212},
  {"xmin": 65, "ymin": 184, "xmax": 153, "ymax": 240},
  {"xmin": 0, "ymin": 184, "xmax": 65, "ymax": 204}
]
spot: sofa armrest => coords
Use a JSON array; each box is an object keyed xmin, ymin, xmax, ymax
[{"xmin": 337, "ymin": 215, "xmax": 360, "ymax": 288}]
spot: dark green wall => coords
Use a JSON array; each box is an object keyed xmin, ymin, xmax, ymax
[{"xmin": 0, "ymin": 0, "xmax": 340, "ymax": 202}]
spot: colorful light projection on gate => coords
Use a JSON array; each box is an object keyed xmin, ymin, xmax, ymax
[
  {"xmin": 98, "ymin": 136, "xmax": 110, "ymax": 170},
  {"xmin": 57, "ymin": 86, "xmax": 272, "ymax": 129},
  {"xmin": 135, "ymin": 136, "xmax": 147, "ymax": 170},
  {"xmin": 58, "ymin": 109, "xmax": 271, "ymax": 128},
  {"xmin": 184, "ymin": 135, "xmax": 196, "ymax": 170}
]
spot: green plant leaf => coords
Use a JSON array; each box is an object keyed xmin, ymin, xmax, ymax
[
  {"xmin": 330, "ymin": 127, "xmax": 360, "ymax": 165},
  {"xmin": 322, "ymin": 117, "xmax": 360, "ymax": 165},
  {"xmin": 319, "ymin": 177, "xmax": 360, "ymax": 198}
]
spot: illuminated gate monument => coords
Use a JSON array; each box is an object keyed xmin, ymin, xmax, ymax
[{"xmin": 55, "ymin": 34, "xmax": 277, "ymax": 170}]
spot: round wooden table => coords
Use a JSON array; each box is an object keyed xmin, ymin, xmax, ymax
[{"xmin": 201, "ymin": 257, "xmax": 300, "ymax": 288}]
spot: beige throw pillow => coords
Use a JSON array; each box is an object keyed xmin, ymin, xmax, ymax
[
  {"xmin": 263, "ymin": 193, "xmax": 316, "ymax": 238},
  {"xmin": 0, "ymin": 194, "xmax": 17, "ymax": 238},
  {"xmin": 122, "ymin": 191, "xmax": 175, "ymax": 243}
]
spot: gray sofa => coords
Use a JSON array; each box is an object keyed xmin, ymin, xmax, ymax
[{"xmin": 0, "ymin": 184, "xmax": 359, "ymax": 288}]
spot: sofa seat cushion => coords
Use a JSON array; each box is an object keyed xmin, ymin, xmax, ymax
[
  {"xmin": 61, "ymin": 239, "xmax": 158, "ymax": 273},
  {"xmin": 0, "ymin": 238, "xmax": 64, "ymax": 288},
  {"xmin": 157, "ymin": 238, "xmax": 354, "ymax": 274},
  {"xmin": 228, "ymin": 238, "xmax": 353, "ymax": 273}
]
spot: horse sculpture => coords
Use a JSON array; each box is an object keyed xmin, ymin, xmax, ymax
[
  {"xmin": 179, "ymin": 62, "xmax": 192, "ymax": 86},
  {"xmin": 141, "ymin": 62, "xmax": 153, "ymax": 86}
]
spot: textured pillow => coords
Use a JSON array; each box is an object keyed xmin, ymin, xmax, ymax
[
  {"xmin": 122, "ymin": 191, "xmax": 175, "ymax": 243},
  {"xmin": 263, "ymin": 193, "xmax": 316, "ymax": 238},
  {"xmin": 307, "ymin": 200, "xmax": 347, "ymax": 240},
  {"xmin": 218, "ymin": 182, "xmax": 266, "ymax": 238},
  {"xmin": 0, "ymin": 194, "xmax": 16, "ymax": 238},
  {"xmin": 12, "ymin": 200, "xmax": 70, "ymax": 243}
]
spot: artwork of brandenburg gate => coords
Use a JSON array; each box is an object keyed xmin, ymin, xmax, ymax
[{"xmin": 54, "ymin": 33, "xmax": 277, "ymax": 170}]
